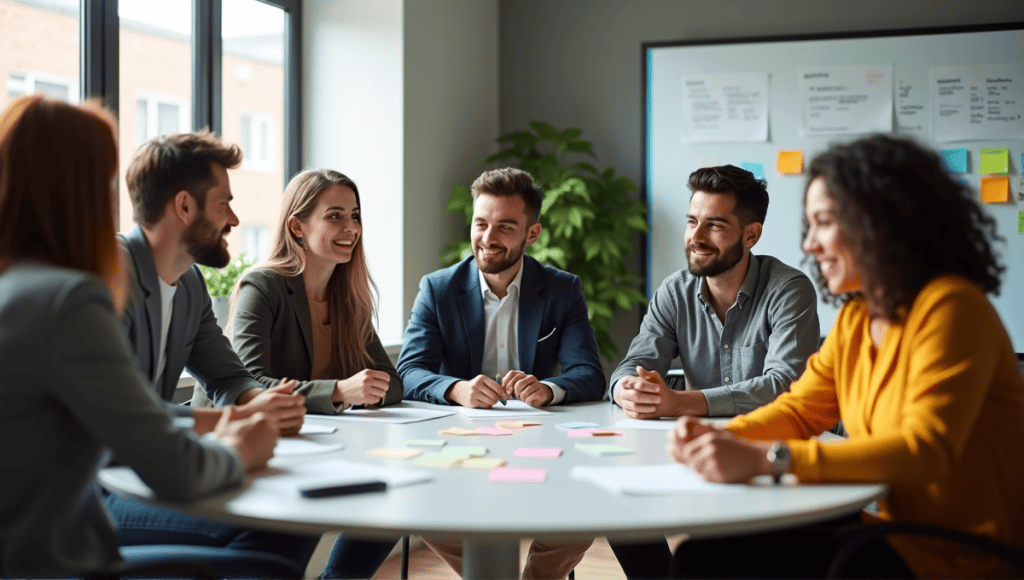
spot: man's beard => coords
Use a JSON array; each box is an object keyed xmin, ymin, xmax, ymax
[
  {"xmin": 475, "ymin": 238, "xmax": 526, "ymax": 274},
  {"xmin": 183, "ymin": 212, "xmax": 231, "ymax": 268},
  {"xmin": 686, "ymin": 236, "xmax": 743, "ymax": 278}
]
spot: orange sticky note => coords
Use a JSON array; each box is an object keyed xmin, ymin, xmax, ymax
[
  {"xmin": 980, "ymin": 176, "xmax": 1010, "ymax": 203},
  {"xmin": 777, "ymin": 150, "xmax": 803, "ymax": 175}
]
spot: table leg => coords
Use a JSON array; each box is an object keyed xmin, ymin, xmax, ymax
[{"xmin": 462, "ymin": 538, "xmax": 519, "ymax": 580}]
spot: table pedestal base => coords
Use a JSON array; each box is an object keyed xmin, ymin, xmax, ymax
[{"xmin": 463, "ymin": 538, "xmax": 519, "ymax": 580}]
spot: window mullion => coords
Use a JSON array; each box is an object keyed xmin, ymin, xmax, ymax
[
  {"xmin": 80, "ymin": 0, "xmax": 118, "ymax": 111},
  {"xmin": 193, "ymin": 0, "xmax": 222, "ymax": 134}
]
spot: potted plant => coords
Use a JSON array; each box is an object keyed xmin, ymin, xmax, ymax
[
  {"xmin": 443, "ymin": 122, "xmax": 648, "ymax": 361},
  {"xmin": 197, "ymin": 254, "xmax": 254, "ymax": 332}
]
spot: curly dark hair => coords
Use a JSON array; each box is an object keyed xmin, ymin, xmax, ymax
[{"xmin": 804, "ymin": 134, "xmax": 1004, "ymax": 319}]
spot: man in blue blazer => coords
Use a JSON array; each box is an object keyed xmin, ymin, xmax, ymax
[{"xmin": 398, "ymin": 168, "xmax": 604, "ymax": 579}]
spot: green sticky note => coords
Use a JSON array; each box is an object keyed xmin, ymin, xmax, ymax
[
  {"xmin": 978, "ymin": 147, "xmax": 1009, "ymax": 174},
  {"xmin": 1018, "ymin": 212, "xmax": 1024, "ymax": 235},
  {"xmin": 440, "ymin": 446, "xmax": 487, "ymax": 458}
]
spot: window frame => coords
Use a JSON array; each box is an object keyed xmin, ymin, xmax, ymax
[
  {"xmin": 7, "ymin": 70, "xmax": 80, "ymax": 103},
  {"xmin": 80, "ymin": 0, "xmax": 301, "ymax": 188}
]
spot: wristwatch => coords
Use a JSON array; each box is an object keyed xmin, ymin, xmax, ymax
[{"xmin": 766, "ymin": 442, "xmax": 791, "ymax": 484}]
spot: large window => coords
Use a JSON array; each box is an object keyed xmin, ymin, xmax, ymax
[{"xmin": 0, "ymin": 0, "xmax": 81, "ymax": 111}]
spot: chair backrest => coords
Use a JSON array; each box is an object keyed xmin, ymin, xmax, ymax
[{"xmin": 1018, "ymin": 353, "xmax": 1024, "ymax": 380}]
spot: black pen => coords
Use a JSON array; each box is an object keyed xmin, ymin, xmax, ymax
[
  {"xmin": 495, "ymin": 374, "xmax": 507, "ymax": 406},
  {"xmin": 300, "ymin": 480, "xmax": 387, "ymax": 498}
]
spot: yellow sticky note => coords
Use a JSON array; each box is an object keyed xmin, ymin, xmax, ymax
[
  {"xmin": 777, "ymin": 150, "xmax": 803, "ymax": 175},
  {"xmin": 980, "ymin": 176, "xmax": 1010, "ymax": 203},
  {"xmin": 979, "ymin": 147, "xmax": 1010, "ymax": 174},
  {"xmin": 366, "ymin": 447, "xmax": 423, "ymax": 460},
  {"xmin": 414, "ymin": 453, "xmax": 463, "ymax": 468},
  {"xmin": 439, "ymin": 427, "xmax": 481, "ymax": 436},
  {"xmin": 461, "ymin": 457, "xmax": 507, "ymax": 470}
]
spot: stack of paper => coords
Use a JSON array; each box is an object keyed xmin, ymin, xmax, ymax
[
  {"xmin": 570, "ymin": 463, "xmax": 744, "ymax": 495},
  {"xmin": 456, "ymin": 400, "xmax": 553, "ymax": 419}
]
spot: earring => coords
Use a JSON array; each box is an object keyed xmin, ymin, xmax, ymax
[{"xmin": 297, "ymin": 238, "xmax": 306, "ymax": 249}]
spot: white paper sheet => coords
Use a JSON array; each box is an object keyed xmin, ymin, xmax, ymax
[
  {"xmin": 570, "ymin": 463, "xmax": 745, "ymax": 495},
  {"xmin": 799, "ymin": 64, "xmax": 893, "ymax": 136},
  {"xmin": 931, "ymin": 63, "xmax": 1024, "ymax": 142},
  {"xmin": 455, "ymin": 399, "xmax": 553, "ymax": 419},
  {"xmin": 680, "ymin": 73, "xmax": 769, "ymax": 143},
  {"xmin": 273, "ymin": 437, "xmax": 345, "ymax": 456},
  {"xmin": 299, "ymin": 422, "xmax": 338, "ymax": 435},
  {"xmin": 254, "ymin": 459, "xmax": 432, "ymax": 495},
  {"xmin": 317, "ymin": 403, "xmax": 457, "ymax": 424},
  {"xmin": 612, "ymin": 418, "xmax": 677, "ymax": 431}
]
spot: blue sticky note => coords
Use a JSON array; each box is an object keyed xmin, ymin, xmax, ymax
[
  {"xmin": 741, "ymin": 162, "xmax": 766, "ymax": 180},
  {"xmin": 941, "ymin": 148, "xmax": 968, "ymax": 174}
]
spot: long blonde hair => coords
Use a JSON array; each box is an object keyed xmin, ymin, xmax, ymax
[
  {"xmin": 257, "ymin": 168, "xmax": 378, "ymax": 377},
  {"xmin": 0, "ymin": 95, "xmax": 127, "ymax": 313}
]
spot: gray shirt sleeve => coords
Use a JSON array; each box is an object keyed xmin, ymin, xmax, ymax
[
  {"xmin": 50, "ymin": 278, "xmax": 243, "ymax": 501},
  {"xmin": 608, "ymin": 280, "xmax": 682, "ymax": 400},
  {"xmin": 700, "ymin": 276, "xmax": 820, "ymax": 415}
]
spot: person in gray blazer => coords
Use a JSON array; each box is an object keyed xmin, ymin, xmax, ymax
[
  {"xmin": 0, "ymin": 95, "xmax": 278, "ymax": 578},
  {"xmin": 226, "ymin": 168, "xmax": 403, "ymax": 578},
  {"xmin": 110, "ymin": 131, "xmax": 317, "ymax": 570}
]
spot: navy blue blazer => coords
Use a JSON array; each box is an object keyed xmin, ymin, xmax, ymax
[{"xmin": 398, "ymin": 255, "xmax": 605, "ymax": 404}]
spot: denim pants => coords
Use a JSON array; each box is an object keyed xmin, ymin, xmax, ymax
[{"xmin": 104, "ymin": 492, "xmax": 317, "ymax": 571}]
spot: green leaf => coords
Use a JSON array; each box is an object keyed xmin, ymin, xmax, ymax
[
  {"xmin": 485, "ymin": 148, "xmax": 522, "ymax": 164},
  {"xmin": 198, "ymin": 254, "xmax": 255, "ymax": 297},
  {"xmin": 530, "ymin": 120, "xmax": 560, "ymax": 143}
]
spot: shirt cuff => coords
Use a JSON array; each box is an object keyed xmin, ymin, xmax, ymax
[
  {"xmin": 543, "ymin": 381, "xmax": 567, "ymax": 405},
  {"xmin": 700, "ymin": 387, "xmax": 734, "ymax": 417}
]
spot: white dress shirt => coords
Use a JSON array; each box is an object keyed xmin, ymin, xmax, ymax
[{"xmin": 478, "ymin": 261, "xmax": 566, "ymax": 405}]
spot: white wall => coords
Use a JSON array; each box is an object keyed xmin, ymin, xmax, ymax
[
  {"xmin": 304, "ymin": 0, "xmax": 499, "ymax": 345},
  {"xmin": 498, "ymin": 0, "xmax": 1024, "ymax": 369}
]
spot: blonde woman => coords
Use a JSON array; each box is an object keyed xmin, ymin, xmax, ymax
[{"xmin": 229, "ymin": 168, "xmax": 402, "ymax": 577}]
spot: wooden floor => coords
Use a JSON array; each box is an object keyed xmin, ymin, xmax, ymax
[{"xmin": 372, "ymin": 537, "xmax": 627, "ymax": 580}]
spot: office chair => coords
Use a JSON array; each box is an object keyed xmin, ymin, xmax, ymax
[
  {"xmin": 81, "ymin": 545, "xmax": 304, "ymax": 579},
  {"xmin": 826, "ymin": 522, "xmax": 1024, "ymax": 579}
]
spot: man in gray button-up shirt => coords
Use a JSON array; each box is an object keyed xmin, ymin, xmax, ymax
[{"xmin": 610, "ymin": 165, "xmax": 819, "ymax": 419}]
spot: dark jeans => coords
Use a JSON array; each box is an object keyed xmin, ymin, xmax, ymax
[
  {"xmin": 321, "ymin": 536, "xmax": 399, "ymax": 579},
  {"xmin": 671, "ymin": 514, "xmax": 915, "ymax": 579},
  {"xmin": 609, "ymin": 539, "xmax": 673, "ymax": 579},
  {"xmin": 104, "ymin": 492, "xmax": 317, "ymax": 573}
]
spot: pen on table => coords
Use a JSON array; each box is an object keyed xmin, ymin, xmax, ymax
[{"xmin": 495, "ymin": 374, "xmax": 507, "ymax": 406}]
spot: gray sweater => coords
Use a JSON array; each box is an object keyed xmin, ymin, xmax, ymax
[{"xmin": 0, "ymin": 261, "xmax": 242, "ymax": 577}]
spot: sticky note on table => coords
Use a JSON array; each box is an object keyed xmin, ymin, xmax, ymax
[
  {"xmin": 980, "ymin": 176, "xmax": 1010, "ymax": 203},
  {"xmin": 414, "ymin": 453, "xmax": 463, "ymax": 468},
  {"xmin": 440, "ymin": 446, "xmax": 488, "ymax": 458},
  {"xmin": 497, "ymin": 420, "xmax": 541, "ymax": 429},
  {"xmin": 477, "ymin": 427, "xmax": 515, "ymax": 436},
  {"xmin": 567, "ymin": 428, "xmax": 623, "ymax": 438},
  {"xmin": 940, "ymin": 148, "xmax": 968, "ymax": 174},
  {"xmin": 407, "ymin": 439, "xmax": 446, "ymax": 448},
  {"xmin": 777, "ymin": 150, "xmax": 803, "ymax": 175},
  {"xmin": 740, "ymin": 161, "xmax": 766, "ymax": 179},
  {"xmin": 576, "ymin": 443, "xmax": 634, "ymax": 457},
  {"xmin": 366, "ymin": 447, "xmax": 423, "ymax": 460},
  {"xmin": 461, "ymin": 457, "xmax": 506, "ymax": 470},
  {"xmin": 490, "ymin": 467, "xmax": 547, "ymax": 483},
  {"xmin": 439, "ymin": 427, "xmax": 480, "ymax": 436},
  {"xmin": 979, "ymin": 147, "xmax": 1009, "ymax": 174},
  {"xmin": 514, "ymin": 447, "xmax": 563, "ymax": 459},
  {"xmin": 557, "ymin": 421, "xmax": 600, "ymax": 429}
]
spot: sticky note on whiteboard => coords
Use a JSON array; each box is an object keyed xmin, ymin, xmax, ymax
[
  {"xmin": 740, "ymin": 162, "xmax": 766, "ymax": 179},
  {"xmin": 777, "ymin": 150, "xmax": 803, "ymax": 175},
  {"xmin": 940, "ymin": 148, "xmax": 968, "ymax": 174},
  {"xmin": 1018, "ymin": 211, "xmax": 1024, "ymax": 235},
  {"xmin": 980, "ymin": 176, "xmax": 1009, "ymax": 203},
  {"xmin": 979, "ymin": 148, "xmax": 1009, "ymax": 174}
]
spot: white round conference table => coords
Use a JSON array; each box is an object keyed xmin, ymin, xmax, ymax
[{"xmin": 99, "ymin": 401, "xmax": 885, "ymax": 579}]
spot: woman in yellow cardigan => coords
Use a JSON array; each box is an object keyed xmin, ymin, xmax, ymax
[{"xmin": 669, "ymin": 134, "xmax": 1024, "ymax": 579}]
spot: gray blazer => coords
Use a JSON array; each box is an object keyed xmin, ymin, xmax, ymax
[
  {"xmin": 120, "ymin": 226, "xmax": 263, "ymax": 407},
  {"xmin": 220, "ymin": 267, "xmax": 403, "ymax": 414},
  {"xmin": 0, "ymin": 261, "xmax": 241, "ymax": 577}
]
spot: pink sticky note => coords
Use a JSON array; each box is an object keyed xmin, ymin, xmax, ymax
[
  {"xmin": 567, "ymin": 428, "xmax": 623, "ymax": 438},
  {"xmin": 490, "ymin": 467, "xmax": 547, "ymax": 483},
  {"xmin": 513, "ymin": 447, "xmax": 562, "ymax": 459},
  {"xmin": 478, "ymin": 427, "xmax": 515, "ymax": 436}
]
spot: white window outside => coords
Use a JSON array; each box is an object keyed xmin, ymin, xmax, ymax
[
  {"xmin": 6, "ymin": 70, "xmax": 78, "ymax": 103},
  {"xmin": 240, "ymin": 110, "xmax": 276, "ymax": 173},
  {"xmin": 241, "ymin": 224, "xmax": 271, "ymax": 262},
  {"xmin": 136, "ymin": 93, "xmax": 190, "ymax": 144}
]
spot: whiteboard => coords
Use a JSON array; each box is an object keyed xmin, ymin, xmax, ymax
[{"xmin": 643, "ymin": 24, "xmax": 1024, "ymax": 349}]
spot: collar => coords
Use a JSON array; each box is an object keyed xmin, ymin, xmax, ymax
[
  {"xmin": 478, "ymin": 258, "xmax": 525, "ymax": 301},
  {"xmin": 697, "ymin": 253, "xmax": 761, "ymax": 310}
]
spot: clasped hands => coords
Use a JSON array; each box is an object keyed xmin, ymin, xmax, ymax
[
  {"xmin": 667, "ymin": 416, "xmax": 775, "ymax": 484},
  {"xmin": 614, "ymin": 366, "xmax": 709, "ymax": 419},
  {"xmin": 447, "ymin": 370, "xmax": 553, "ymax": 408}
]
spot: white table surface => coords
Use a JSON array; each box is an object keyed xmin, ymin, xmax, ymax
[{"xmin": 99, "ymin": 401, "xmax": 884, "ymax": 579}]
